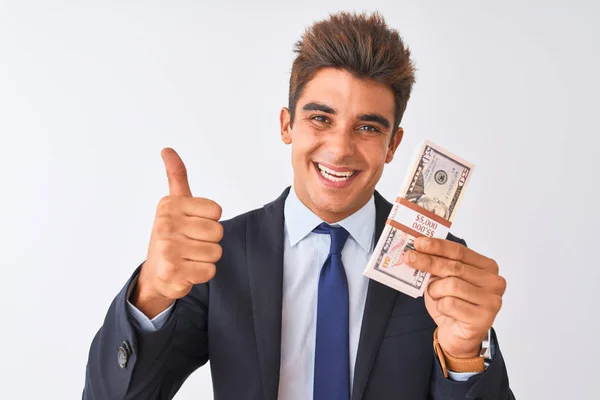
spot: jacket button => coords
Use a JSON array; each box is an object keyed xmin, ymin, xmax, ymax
[{"xmin": 118, "ymin": 341, "xmax": 131, "ymax": 368}]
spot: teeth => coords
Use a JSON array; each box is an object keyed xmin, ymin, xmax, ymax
[
  {"xmin": 317, "ymin": 163, "xmax": 355, "ymax": 177},
  {"xmin": 317, "ymin": 163, "xmax": 355, "ymax": 182}
]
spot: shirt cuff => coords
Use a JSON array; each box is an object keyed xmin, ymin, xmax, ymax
[
  {"xmin": 447, "ymin": 370, "xmax": 481, "ymax": 381},
  {"xmin": 125, "ymin": 275, "xmax": 175, "ymax": 332}
]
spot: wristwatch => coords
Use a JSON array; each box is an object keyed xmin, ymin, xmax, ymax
[
  {"xmin": 480, "ymin": 328, "xmax": 492, "ymax": 361},
  {"xmin": 433, "ymin": 327, "xmax": 492, "ymax": 378}
]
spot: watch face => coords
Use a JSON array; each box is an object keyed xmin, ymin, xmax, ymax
[{"xmin": 480, "ymin": 329, "xmax": 492, "ymax": 360}]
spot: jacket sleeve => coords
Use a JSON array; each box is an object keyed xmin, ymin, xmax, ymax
[
  {"xmin": 82, "ymin": 263, "xmax": 210, "ymax": 400},
  {"xmin": 429, "ymin": 328, "xmax": 515, "ymax": 399}
]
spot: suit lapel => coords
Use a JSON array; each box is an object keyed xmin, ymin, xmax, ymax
[
  {"xmin": 246, "ymin": 187, "xmax": 290, "ymax": 400},
  {"xmin": 352, "ymin": 190, "xmax": 404, "ymax": 400}
]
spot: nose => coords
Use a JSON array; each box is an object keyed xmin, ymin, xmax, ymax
[{"xmin": 324, "ymin": 127, "xmax": 355, "ymax": 162}]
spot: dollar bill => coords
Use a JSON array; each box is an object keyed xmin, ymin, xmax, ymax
[{"xmin": 363, "ymin": 140, "xmax": 475, "ymax": 298}]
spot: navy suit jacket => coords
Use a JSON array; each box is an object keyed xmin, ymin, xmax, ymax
[{"xmin": 83, "ymin": 187, "xmax": 515, "ymax": 399}]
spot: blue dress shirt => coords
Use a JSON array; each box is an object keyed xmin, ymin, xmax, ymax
[{"xmin": 126, "ymin": 187, "xmax": 482, "ymax": 398}]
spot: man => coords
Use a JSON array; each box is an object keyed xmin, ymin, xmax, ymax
[{"xmin": 83, "ymin": 11, "xmax": 514, "ymax": 400}]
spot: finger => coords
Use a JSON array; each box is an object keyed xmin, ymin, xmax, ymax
[
  {"xmin": 180, "ymin": 240, "xmax": 223, "ymax": 264},
  {"xmin": 180, "ymin": 198, "xmax": 223, "ymax": 220},
  {"xmin": 404, "ymin": 250, "xmax": 492, "ymax": 288},
  {"xmin": 436, "ymin": 296, "xmax": 496, "ymax": 327},
  {"xmin": 159, "ymin": 261, "xmax": 216, "ymax": 291},
  {"xmin": 414, "ymin": 237, "xmax": 498, "ymax": 273},
  {"xmin": 180, "ymin": 217, "xmax": 224, "ymax": 242},
  {"xmin": 157, "ymin": 196, "xmax": 223, "ymax": 220},
  {"xmin": 428, "ymin": 277, "xmax": 502, "ymax": 311},
  {"xmin": 180, "ymin": 260, "xmax": 217, "ymax": 285},
  {"xmin": 161, "ymin": 147, "xmax": 192, "ymax": 197}
]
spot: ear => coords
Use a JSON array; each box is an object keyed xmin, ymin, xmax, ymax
[
  {"xmin": 280, "ymin": 107, "xmax": 292, "ymax": 144},
  {"xmin": 385, "ymin": 127, "xmax": 404, "ymax": 163}
]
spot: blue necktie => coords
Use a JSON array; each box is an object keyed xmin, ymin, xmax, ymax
[{"xmin": 312, "ymin": 222, "xmax": 351, "ymax": 400}]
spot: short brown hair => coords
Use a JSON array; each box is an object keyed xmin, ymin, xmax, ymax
[{"xmin": 288, "ymin": 11, "xmax": 416, "ymax": 140}]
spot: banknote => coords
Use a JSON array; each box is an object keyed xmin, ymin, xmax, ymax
[{"xmin": 363, "ymin": 140, "xmax": 474, "ymax": 298}]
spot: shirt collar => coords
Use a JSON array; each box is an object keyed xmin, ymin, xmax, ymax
[{"xmin": 284, "ymin": 186, "xmax": 375, "ymax": 253}]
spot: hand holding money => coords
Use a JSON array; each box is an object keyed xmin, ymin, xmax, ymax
[
  {"xmin": 364, "ymin": 140, "xmax": 475, "ymax": 297},
  {"xmin": 404, "ymin": 236, "xmax": 506, "ymax": 358},
  {"xmin": 132, "ymin": 148, "xmax": 224, "ymax": 319},
  {"xmin": 363, "ymin": 140, "xmax": 507, "ymax": 357}
]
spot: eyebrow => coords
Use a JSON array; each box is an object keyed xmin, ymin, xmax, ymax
[
  {"xmin": 301, "ymin": 102, "xmax": 391, "ymax": 130},
  {"xmin": 357, "ymin": 113, "xmax": 391, "ymax": 130},
  {"xmin": 302, "ymin": 102, "xmax": 336, "ymax": 114}
]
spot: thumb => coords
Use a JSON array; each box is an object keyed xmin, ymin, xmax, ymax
[{"xmin": 161, "ymin": 147, "xmax": 192, "ymax": 197}]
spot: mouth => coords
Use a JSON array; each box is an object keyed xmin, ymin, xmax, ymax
[{"xmin": 313, "ymin": 162, "xmax": 360, "ymax": 187}]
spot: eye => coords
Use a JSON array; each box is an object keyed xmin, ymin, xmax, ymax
[
  {"xmin": 358, "ymin": 125, "xmax": 380, "ymax": 133},
  {"xmin": 311, "ymin": 115, "xmax": 330, "ymax": 123}
]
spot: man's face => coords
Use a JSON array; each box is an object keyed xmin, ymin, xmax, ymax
[{"xmin": 280, "ymin": 68, "xmax": 403, "ymax": 223}]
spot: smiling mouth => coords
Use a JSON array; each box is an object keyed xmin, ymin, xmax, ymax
[{"xmin": 314, "ymin": 162, "xmax": 358, "ymax": 182}]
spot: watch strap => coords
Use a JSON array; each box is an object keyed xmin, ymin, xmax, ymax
[{"xmin": 433, "ymin": 327, "xmax": 485, "ymax": 378}]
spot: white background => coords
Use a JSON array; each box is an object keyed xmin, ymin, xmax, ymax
[{"xmin": 1, "ymin": 1, "xmax": 598, "ymax": 399}]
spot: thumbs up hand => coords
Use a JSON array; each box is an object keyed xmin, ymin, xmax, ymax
[{"xmin": 132, "ymin": 148, "xmax": 224, "ymax": 319}]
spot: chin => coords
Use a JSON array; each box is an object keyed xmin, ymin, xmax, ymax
[{"xmin": 313, "ymin": 190, "xmax": 362, "ymax": 215}]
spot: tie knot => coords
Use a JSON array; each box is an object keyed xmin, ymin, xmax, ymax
[{"xmin": 312, "ymin": 222, "xmax": 350, "ymax": 255}]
